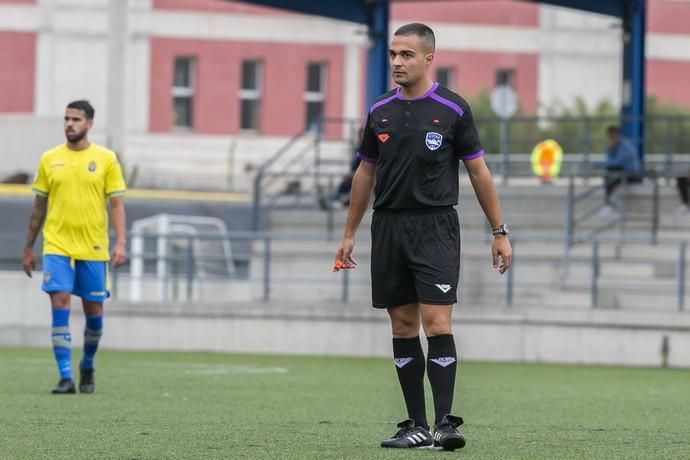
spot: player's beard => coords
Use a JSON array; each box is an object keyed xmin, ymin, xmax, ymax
[{"xmin": 65, "ymin": 128, "xmax": 87, "ymax": 143}]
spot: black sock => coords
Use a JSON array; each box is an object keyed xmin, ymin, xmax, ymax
[
  {"xmin": 392, "ymin": 336, "xmax": 428, "ymax": 429},
  {"xmin": 427, "ymin": 334, "xmax": 458, "ymax": 425}
]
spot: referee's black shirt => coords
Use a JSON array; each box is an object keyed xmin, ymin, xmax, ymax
[{"xmin": 357, "ymin": 82, "xmax": 484, "ymax": 210}]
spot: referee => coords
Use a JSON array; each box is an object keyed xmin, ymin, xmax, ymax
[{"xmin": 333, "ymin": 23, "xmax": 512, "ymax": 450}]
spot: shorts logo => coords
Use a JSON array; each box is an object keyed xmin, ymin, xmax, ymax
[
  {"xmin": 88, "ymin": 161, "xmax": 97, "ymax": 172},
  {"xmin": 435, "ymin": 284, "xmax": 452, "ymax": 293},
  {"xmin": 425, "ymin": 132, "xmax": 443, "ymax": 151},
  {"xmin": 90, "ymin": 291, "xmax": 106, "ymax": 297},
  {"xmin": 430, "ymin": 357, "xmax": 456, "ymax": 367},
  {"xmin": 43, "ymin": 272, "xmax": 52, "ymax": 283},
  {"xmin": 378, "ymin": 133, "xmax": 390, "ymax": 143}
]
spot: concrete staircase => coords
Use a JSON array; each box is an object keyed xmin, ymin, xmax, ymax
[{"xmin": 259, "ymin": 177, "xmax": 690, "ymax": 311}]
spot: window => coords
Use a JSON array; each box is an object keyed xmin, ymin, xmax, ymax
[
  {"xmin": 239, "ymin": 60, "xmax": 262, "ymax": 131},
  {"xmin": 436, "ymin": 67, "xmax": 455, "ymax": 90},
  {"xmin": 172, "ymin": 57, "xmax": 195, "ymax": 128},
  {"xmin": 304, "ymin": 62, "xmax": 326, "ymax": 130},
  {"xmin": 495, "ymin": 68, "xmax": 515, "ymax": 88}
]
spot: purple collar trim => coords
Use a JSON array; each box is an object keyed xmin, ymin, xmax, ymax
[{"xmin": 396, "ymin": 81, "xmax": 439, "ymax": 101}]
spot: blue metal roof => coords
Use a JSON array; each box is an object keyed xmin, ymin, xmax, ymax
[
  {"xmin": 235, "ymin": 0, "xmax": 369, "ymax": 23},
  {"xmin": 238, "ymin": 0, "xmax": 629, "ymax": 22}
]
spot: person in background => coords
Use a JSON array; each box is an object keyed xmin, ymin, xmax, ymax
[
  {"xmin": 598, "ymin": 125, "xmax": 642, "ymax": 216},
  {"xmin": 22, "ymin": 100, "xmax": 127, "ymax": 394}
]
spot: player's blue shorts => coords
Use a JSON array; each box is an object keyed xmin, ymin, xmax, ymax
[{"xmin": 42, "ymin": 254, "xmax": 110, "ymax": 302}]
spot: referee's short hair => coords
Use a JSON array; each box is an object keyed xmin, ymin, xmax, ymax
[
  {"xmin": 66, "ymin": 100, "xmax": 95, "ymax": 120},
  {"xmin": 394, "ymin": 23, "xmax": 435, "ymax": 53}
]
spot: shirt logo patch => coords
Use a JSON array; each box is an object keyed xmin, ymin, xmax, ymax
[
  {"xmin": 378, "ymin": 133, "xmax": 391, "ymax": 143},
  {"xmin": 425, "ymin": 132, "xmax": 443, "ymax": 151},
  {"xmin": 88, "ymin": 161, "xmax": 97, "ymax": 172}
]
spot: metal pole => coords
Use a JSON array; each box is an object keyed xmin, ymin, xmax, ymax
[
  {"xmin": 506, "ymin": 239, "xmax": 514, "ymax": 306},
  {"xmin": 326, "ymin": 175, "xmax": 334, "ymax": 240},
  {"xmin": 665, "ymin": 118, "xmax": 673, "ymax": 185},
  {"xmin": 111, "ymin": 264, "xmax": 119, "ymax": 299},
  {"xmin": 186, "ymin": 235, "xmax": 194, "ymax": 301},
  {"xmin": 651, "ymin": 176, "xmax": 660, "ymax": 245},
  {"xmin": 591, "ymin": 241, "xmax": 600, "ymax": 308},
  {"xmin": 563, "ymin": 176, "xmax": 575, "ymax": 273},
  {"xmin": 583, "ymin": 118, "xmax": 591, "ymax": 183},
  {"xmin": 263, "ymin": 236, "xmax": 271, "ymax": 301},
  {"xmin": 500, "ymin": 119, "xmax": 509, "ymax": 185},
  {"xmin": 129, "ymin": 230, "xmax": 144, "ymax": 302},
  {"xmin": 252, "ymin": 171, "xmax": 263, "ymax": 231},
  {"xmin": 678, "ymin": 241, "xmax": 686, "ymax": 312},
  {"xmin": 617, "ymin": 175, "xmax": 628, "ymax": 243},
  {"xmin": 341, "ymin": 267, "xmax": 350, "ymax": 303}
]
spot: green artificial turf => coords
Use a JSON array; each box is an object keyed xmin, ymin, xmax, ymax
[{"xmin": 0, "ymin": 347, "xmax": 688, "ymax": 459}]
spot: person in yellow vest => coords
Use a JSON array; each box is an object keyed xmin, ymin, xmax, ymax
[
  {"xmin": 22, "ymin": 100, "xmax": 127, "ymax": 395},
  {"xmin": 531, "ymin": 139, "xmax": 563, "ymax": 184}
]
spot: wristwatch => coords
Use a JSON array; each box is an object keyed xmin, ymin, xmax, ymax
[{"xmin": 492, "ymin": 224, "xmax": 509, "ymax": 236}]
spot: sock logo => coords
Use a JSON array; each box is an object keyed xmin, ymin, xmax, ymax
[
  {"xmin": 394, "ymin": 357, "xmax": 414, "ymax": 368},
  {"xmin": 430, "ymin": 357, "xmax": 456, "ymax": 367},
  {"xmin": 435, "ymin": 284, "xmax": 452, "ymax": 293}
]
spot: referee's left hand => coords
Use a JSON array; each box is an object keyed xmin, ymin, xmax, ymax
[
  {"xmin": 111, "ymin": 242, "xmax": 127, "ymax": 268},
  {"xmin": 492, "ymin": 235, "xmax": 512, "ymax": 274}
]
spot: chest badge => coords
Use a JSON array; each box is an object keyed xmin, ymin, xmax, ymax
[
  {"xmin": 378, "ymin": 133, "xmax": 390, "ymax": 143},
  {"xmin": 88, "ymin": 161, "xmax": 97, "ymax": 172},
  {"xmin": 425, "ymin": 132, "xmax": 443, "ymax": 151}
]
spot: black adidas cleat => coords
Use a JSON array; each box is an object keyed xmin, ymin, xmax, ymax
[
  {"xmin": 51, "ymin": 379, "xmax": 76, "ymax": 394},
  {"xmin": 380, "ymin": 419, "xmax": 433, "ymax": 449},
  {"xmin": 433, "ymin": 414, "xmax": 466, "ymax": 451},
  {"xmin": 79, "ymin": 368, "xmax": 95, "ymax": 394}
]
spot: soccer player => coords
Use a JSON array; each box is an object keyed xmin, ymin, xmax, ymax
[
  {"xmin": 22, "ymin": 100, "xmax": 127, "ymax": 394},
  {"xmin": 333, "ymin": 23, "xmax": 512, "ymax": 450}
]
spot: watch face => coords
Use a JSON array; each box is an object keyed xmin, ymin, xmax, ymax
[{"xmin": 493, "ymin": 224, "xmax": 509, "ymax": 235}]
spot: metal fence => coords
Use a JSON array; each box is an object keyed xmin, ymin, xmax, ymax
[{"xmin": 100, "ymin": 231, "xmax": 690, "ymax": 312}]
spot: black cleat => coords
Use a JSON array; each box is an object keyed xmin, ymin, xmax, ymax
[
  {"xmin": 380, "ymin": 419, "xmax": 433, "ymax": 449},
  {"xmin": 79, "ymin": 368, "xmax": 95, "ymax": 394},
  {"xmin": 51, "ymin": 379, "xmax": 76, "ymax": 394},
  {"xmin": 433, "ymin": 414, "xmax": 466, "ymax": 451}
]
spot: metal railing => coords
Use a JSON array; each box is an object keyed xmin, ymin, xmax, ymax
[
  {"xmin": 103, "ymin": 232, "xmax": 689, "ymax": 312},
  {"xmin": 3, "ymin": 231, "xmax": 690, "ymax": 312},
  {"xmin": 250, "ymin": 114, "xmax": 690, "ymax": 234},
  {"xmin": 563, "ymin": 172, "xmax": 661, "ymax": 272}
]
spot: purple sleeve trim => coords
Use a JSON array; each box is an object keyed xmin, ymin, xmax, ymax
[
  {"xmin": 369, "ymin": 94, "xmax": 397, "ymax": 113},
  {"xmin": 461, "ymin": 149, "xmax": 484, "ymax": 160},
  {"xmin": 430, "ymin": 93, "xmax": 464, "ymax": 117},
  {"xmin": 356, "ymin": 152, "xmax": 378, "ymax": 164}
]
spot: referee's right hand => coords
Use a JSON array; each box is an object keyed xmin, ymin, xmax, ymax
[
  {"xmin": 333, "ymin": 237, "xmax": 358, "ymax": 272},
  {"xmin": 22, "ymin": 248, "xmax": 35, "ymax": 278}
]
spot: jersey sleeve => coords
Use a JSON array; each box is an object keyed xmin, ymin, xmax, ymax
[
  {"xmin": 453, "ymin": 102, "xmax": 484, "ymax": 160},
  {"xmin": 105, "ymin": 155, "xmax": 127, "ymax": 197},
  {"xmin": 355, "ymin": 113, "xmax": 379, "ymax": 164},
  {"xmin": 31, "ymin": 156, "xmax": 49, "ymax": 197}
]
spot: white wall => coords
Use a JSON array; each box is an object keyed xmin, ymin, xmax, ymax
[{"xmin": 538, "ymin": 6, "xmax": 623, "ymax": 113}]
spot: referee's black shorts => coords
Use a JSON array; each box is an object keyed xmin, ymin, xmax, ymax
[{"xmin": 370, "ymin": 206, "xmax": 460, "ymax": 309}]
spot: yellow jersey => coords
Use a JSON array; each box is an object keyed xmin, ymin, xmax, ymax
[{"xmin": 32, "ymin": 143, "xmax": 126, "ymax": 261}]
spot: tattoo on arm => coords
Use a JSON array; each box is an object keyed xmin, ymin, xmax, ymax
[{"xmin": 25, "ymin": 196, "xmax": 47, "ymax": 249}]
